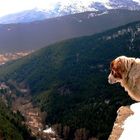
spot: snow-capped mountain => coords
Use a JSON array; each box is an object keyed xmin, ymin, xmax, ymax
[
  {"xmin": 0, "ymin": 0, "xmax": 140, "ymax": 24},
  {"xmin": 109, "ymin": 0, "xmax": 140, "ymax": 10}
]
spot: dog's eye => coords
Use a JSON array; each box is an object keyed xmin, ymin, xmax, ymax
[
  {"xmin": 111, "ymin": 70, "xmax": 122, "ymax": 79},
  {"xmin": 111, "ymin": 70, "xmax": 115, "ymax": 75},
  {"xmin": 111, "ymin": 70, "xmax": 119, "ymax": 78}
]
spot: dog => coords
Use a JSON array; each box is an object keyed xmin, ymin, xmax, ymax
[{"xmin": 108, "ymin": 56, "xmax": 140, "ymax": 101}]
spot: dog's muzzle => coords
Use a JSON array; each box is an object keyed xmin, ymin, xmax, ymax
[{"xmin": 108, "ymin": 74, "xmax": 117, "ymax": 84}]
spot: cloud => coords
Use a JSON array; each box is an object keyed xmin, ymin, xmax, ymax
[{"xmin": 0, "ymin": 0, "xmax": 37, "ymax": 17}]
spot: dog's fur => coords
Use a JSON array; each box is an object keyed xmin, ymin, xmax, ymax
[{"xmin": 108, "ymin": 56, "xmax": 140, "ymax": 101}]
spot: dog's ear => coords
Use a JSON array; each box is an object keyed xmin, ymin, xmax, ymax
[
  {"xmin": 116, "ymin": 59, "xmax": 126, "ymax": 73},
  {"xmin": 111, "ymin": 59, "xmax": 126, "ymax": 79}
]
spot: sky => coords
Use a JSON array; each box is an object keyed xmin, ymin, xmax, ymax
[{"xmin": 0, "ymin": 0, "xmax": 109, "ymax": 17}]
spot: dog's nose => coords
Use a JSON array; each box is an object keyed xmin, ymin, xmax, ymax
[
  {"xmin": 108, "ymin": 74, "xmax": 115, "ymax": 84},
  {"xmin": 108, "ymin": 75, "xmax": 111, "ymax": 83},
  {"xmin": 108, "ymin": 77, "xmax": 112, "ymax": 84},
  {"xmin": 108, "ymin": 79, "xmax": 113, "ymax": 84}
]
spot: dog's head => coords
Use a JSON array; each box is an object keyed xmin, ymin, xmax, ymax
[{"xmin": 108, "ymin": 56, "xmax": 127, "ymax": 84}]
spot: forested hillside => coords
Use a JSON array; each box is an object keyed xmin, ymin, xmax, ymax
[
  {"xmin": 0, "ymin": 98, "xmax": 34, "ymax": 140},
  {"xmin": 0, "ymin": 21, "xmax": 140, "ymax": 139}
]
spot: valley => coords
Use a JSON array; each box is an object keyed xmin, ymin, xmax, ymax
[
  {"xmin": 0, "ymin": 81, "xmax": 58, "ymax": 140},
  {"xmin": 0, "ymin": 51, "xmax": 33, "ymax": 65}
]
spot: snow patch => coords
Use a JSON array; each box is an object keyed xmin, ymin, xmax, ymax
[
  {"xmin": 93, "ymin": 0, "xmax": 112, "ymax": 9},
  {"xmin": 88, "ymin": 11, "xmax": 108, "ymax": 18},
  {"xmin": 119, "ymin": 102, "xmax": 140, "ymax": 140},
  {"xmin": 88, "ymin": 13, "xmax": 96, "ymax": 18},
  {"xmin": 43, "ymin": 127, "xmax": 55, "ymax": 134},
  {"xmin": 133, "ymin": 0, "xmax": 140, "ymax": 5},
  {"xmin": 98, "ymin": 11, "xmax": 108, "ymax": 16}
]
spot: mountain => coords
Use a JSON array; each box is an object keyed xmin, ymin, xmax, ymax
[
  {"xmin": 0, "ymin": 9, "xmax": 140, "ymax": 53},
  {"xmin": 0, "ymin": 9, "xmax": 49, "ymax": 24},
  {"xmin": 0, "ymin": 0, "xmax": 140, "ymax": 24},
  {"xmin": 1, "ymin": 20, "xmax": 140, "ymax": 139},
  {"xmin": 109, "ymin": 0, "xmax": 140, "ymax": 10}
]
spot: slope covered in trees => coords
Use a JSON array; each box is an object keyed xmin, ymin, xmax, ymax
[
  {"xmin": 0, "ymin": 21, "xmax": 140, "ymax": 139},
  {"xmin": 0, "ymin": 98, "xmax": 34, "ymax": 140}
]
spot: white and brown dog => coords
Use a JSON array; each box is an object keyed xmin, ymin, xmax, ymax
[{"xmin": 108, "ymin": 56, "xmax": 140, "ymax": 101}]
